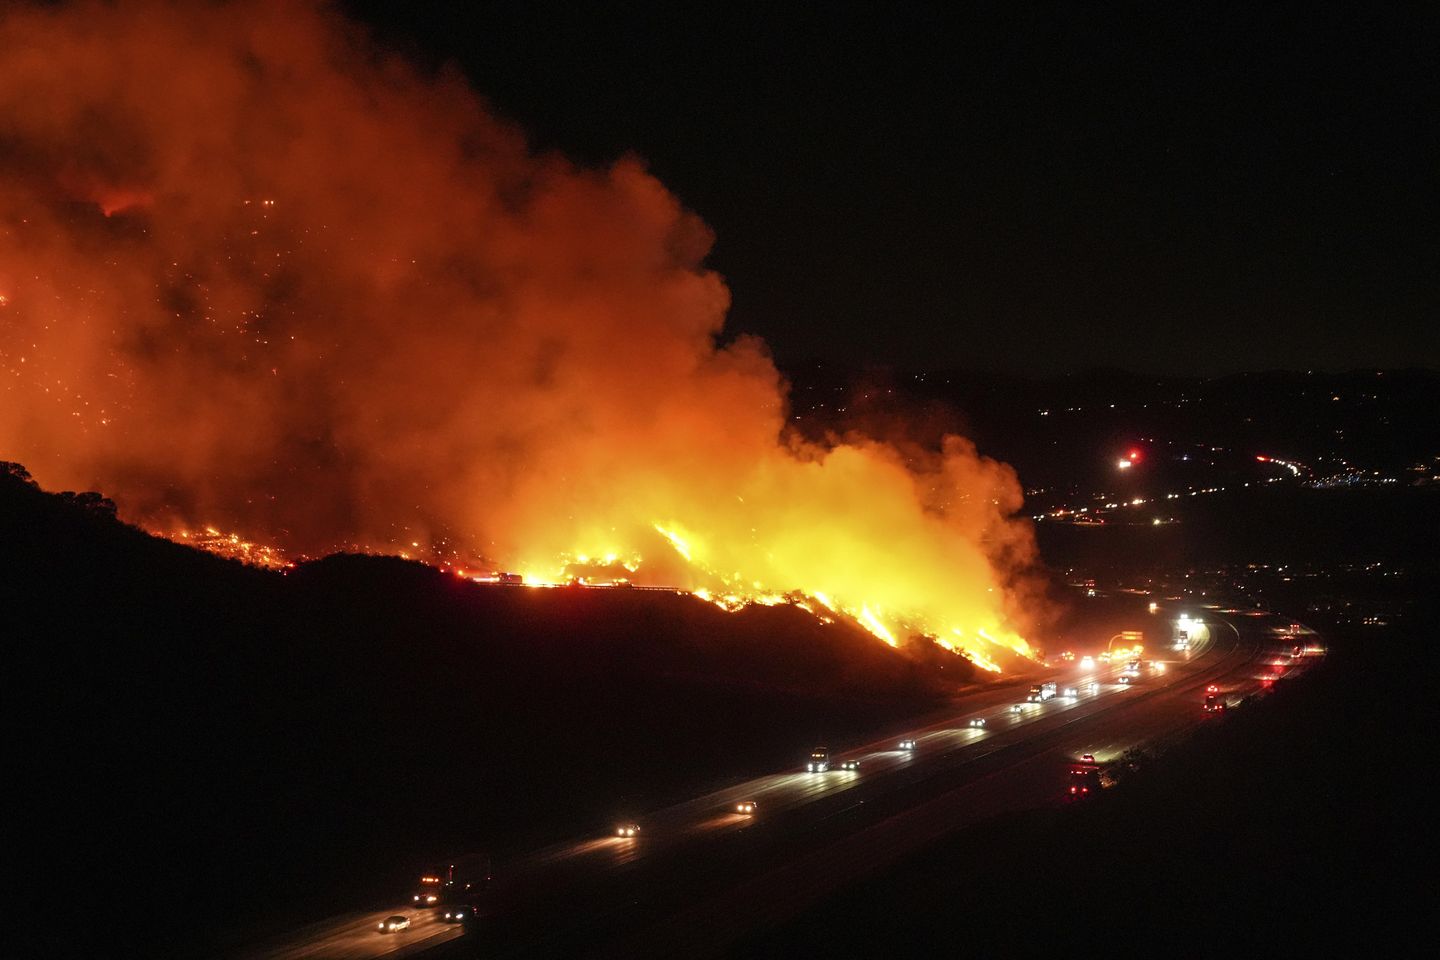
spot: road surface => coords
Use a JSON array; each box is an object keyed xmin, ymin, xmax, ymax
[{"xmin": 240, "ymin": 604, "xmax": 1318, "ymax": 958}]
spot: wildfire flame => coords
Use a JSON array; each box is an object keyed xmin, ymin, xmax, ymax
[
  {"xmin": 174, "ymin": 527, "xmax": 293, "ymax": 571},
  {"xmin": 0, "ymin": 0, "xmax": 1037, "ymax": 670}
]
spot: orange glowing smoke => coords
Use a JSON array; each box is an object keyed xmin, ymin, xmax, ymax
[{"xmin": 0, "ymin": 0, "xmax": 1037, "ymax": 667}]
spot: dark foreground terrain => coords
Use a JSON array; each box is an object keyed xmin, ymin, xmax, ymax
[
  {"xmin": 2, "ymin": 465, "xmax": 965, "ymax": 959},
  {"xmin": 7, "ymin": 451, "xmax": 1431, "ymax": 959},
  {"xmin": 743, "ymin": 620, "xmax": 1425, "ymax": 957}
]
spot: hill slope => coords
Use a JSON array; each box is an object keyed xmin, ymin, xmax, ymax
[{"xmin": 2, "ymin": 462, "xmax": 965, "ymax": 957}]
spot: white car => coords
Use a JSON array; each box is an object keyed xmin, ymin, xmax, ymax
[
  {"xmin": 378, "ymin": 916, "xmax": 411, "ymax": 933},
  {"xmin": 898, "ymin": 739, "xmax": 917, "ymax": 751}
]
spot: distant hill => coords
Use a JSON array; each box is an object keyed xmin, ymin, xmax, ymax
[{"xmin": 2, "ymin": 461, "xmax": 962, "ymax": 958}]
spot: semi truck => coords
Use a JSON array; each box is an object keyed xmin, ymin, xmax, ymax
[
  {"xmin": 806, "ymin": 746, "xmax": 859, "ymax": 772},
  {"xmin": 1026, "ymin": 681, "xmax": 1058, "ymax": 703}
]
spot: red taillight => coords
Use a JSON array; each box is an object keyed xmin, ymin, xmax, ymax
[{"xmin": 1070, "ymin": 786, "xmax": 1077, "ymax": 793}]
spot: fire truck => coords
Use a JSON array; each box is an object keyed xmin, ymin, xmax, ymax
[
  {"xmin": 411, "ymin": 856, "xmax": 492, "ymax": 908},
  {"xmin": 1203, "ymin": 684, "xmax": 1227, "ymax": 713},
  {"xmin": 1067, "ymin": 754, "xmax": 1103, "ymax": 800}
]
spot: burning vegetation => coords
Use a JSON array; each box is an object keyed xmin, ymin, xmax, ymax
[{"xmin": 0, "ymin": 0, "xmax": 1038, "ymax": 668}]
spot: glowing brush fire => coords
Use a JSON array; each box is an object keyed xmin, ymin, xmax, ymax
[
  {"xmin": 0, "ymin": 0, "xmax": 1037, "ymax": 674},
  {"xmin": 173, "ymin": 527, "xmax": 293, "ymax": 572},
  {"xmin": 161, "ymin": 507, "xmax": 1028, "ymax": 673}
]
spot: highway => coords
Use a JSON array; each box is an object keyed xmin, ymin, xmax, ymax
[
  {"xmin": 254, "ymin": 910, "xmax": 462, "ymax": 960},
  {"xmin": 241, "ymin": 604, "xmax": 1319, "ymax": 959}
]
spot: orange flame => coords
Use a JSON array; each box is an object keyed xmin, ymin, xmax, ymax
[{"xmin": 0, "ymin": 0, "xmax": 1038, "ymax": 670}]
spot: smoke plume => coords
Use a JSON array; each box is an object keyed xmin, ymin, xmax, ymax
[{"xmin": 0, "ymin": 0, "xmax": 1038, "ymax": 664}]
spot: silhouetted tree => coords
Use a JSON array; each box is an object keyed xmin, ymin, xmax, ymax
[
  {"xmin": 57, "ymin": 490, "xmax": 119, "ymax": 519},
  {"xmin": 1, "ymin": 461, "xmax": 36, "ymax": 486}
]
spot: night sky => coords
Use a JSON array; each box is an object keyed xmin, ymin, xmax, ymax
[{"xmin": 346, "ymin": 1, "xmax": 1438, "ymax": 375}]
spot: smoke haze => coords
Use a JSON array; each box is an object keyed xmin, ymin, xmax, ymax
[{"xmin": 0, "ymin": 0, "xmax": 1038, "ymax": 663}]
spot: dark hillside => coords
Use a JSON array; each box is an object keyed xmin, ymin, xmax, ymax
[{"xmin": 2, "ymin": 464, "xmax": 961, "ymax": 959}]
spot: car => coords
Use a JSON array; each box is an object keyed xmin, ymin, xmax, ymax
[
  {"xmin": 898, "ymin": 738, "xmax": 917, "ymax": 751},
  {"xmin": 411, "ymin": 890, "xmax": 440, "ymax": 906},
  {"xmin": 1118, "ymin": 674, "xmax": 1133, "ymax": 684},
  {"xmin": 1079, "ymin": 656, "xmax": 1096, "ymax": 669},
  {"xmin": 1203, "ymin": 694, "xmax": 1226, "ymax": 713},
  {"xmin": 968, "ymin": 718, "xmax": 987, "ymax": 728},
  {"xmin": 838, "ymin": 758, "xmax": 861, "ymax": 771},
  {"xmin": 378, "ymin": 916, "xmax": 411, "ymax": 933},
  {"xmin": 1010, "ymin": 703, "xmax": 1024, "ymax": 714},
  {"xmin": 615, "ymin": 822, "xmax": 640, "ymax": 838},
  {"xmin": 1063, "ymin": 687, "xmax": 1078, "ymax": 697},
  {"xmin": 441, "ymin": 905, "xmax": 475, "ymax": 924},
  {"xmin": 735, "ymin": 800, "xmax": 758, "ymax": 815}
]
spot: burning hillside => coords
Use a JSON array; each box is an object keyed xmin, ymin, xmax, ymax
[{"xmin": 0, "ymin": 0, "xmax": 1038, "ymax": 667}]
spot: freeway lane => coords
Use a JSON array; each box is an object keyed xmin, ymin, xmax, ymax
[
  {"xmin": 596, "ymin": 612, "xmax": 1309, "ymax": 958},
  {"xmin": 254, "ymin": 908, "xmax": 462, "ymax": 960},
  {"xmin": 241, "ymin": 608, "xmax": 1313, "ymax": 959}
]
